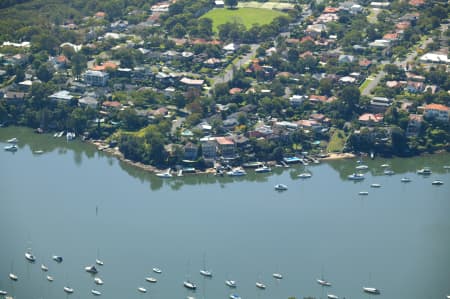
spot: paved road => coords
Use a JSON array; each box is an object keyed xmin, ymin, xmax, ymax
[{"xmin": 211, "ymin": 44, "xmax": 259, "ymax": 87}]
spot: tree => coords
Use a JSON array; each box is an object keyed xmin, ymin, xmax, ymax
[
  {"xmin": 71, "ymin": 52, "xmax": 87, "ymax": 79},
  {"xmin": 37, "ymin": 64, "xmax": 53, "ymax": 83},
  {"xmin": 225, "ymin": 0, "xmax": 238, "ymax": 9}
]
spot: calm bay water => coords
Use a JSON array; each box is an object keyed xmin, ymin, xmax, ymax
[{"xmin": 1, "ymin": 127, "xmax": 449, "ymax": 299}]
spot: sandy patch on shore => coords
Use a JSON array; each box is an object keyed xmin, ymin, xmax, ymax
[{"xmin": 321, "ymin": 153, "xmax": 356, "ymax": 160}]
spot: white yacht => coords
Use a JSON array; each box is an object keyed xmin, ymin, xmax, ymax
[
  {"xmin": 317, "ymin": 279, "xmax": 331, "ymax": 286},
  {"xmin": 255, "ymin": 165, "xmax": 272, "ymax": 173},
  {"xmin": 327, "ymin": 294, "xmax": 339, "ymax": 299},
  {"xmin": 200, "ymin": 270, "xmax": 212, "ymax": 277},
  {"xmin": 63, "ymin": 286, "xmax": 74, "ymax": 294},
  {"xmin": 256, "ymin": 282, "xmax": 266, "ymax": 289},
  {"xmin": 94, "ymin": 277, "xmax": 104, "ymax": 285},
  {"xmin": 363, "ymin": 287, "xmax": 380, "ymax": 294},
  {"xmin": 225, "ymin": 280, "xmax": 237, "ymax": 288},
  {"xmin": 229, "ymin": 294, "xmax": 241, "ymax": 299},
  {"xmin": 152, "ymin": 267, "xmax": 162, "ymax": 274},
  {"xmin": 183, "ymin": 280, "xmax": 197, "ymax": 290},
  {"xmin": 383, "ymin": 169, "xmax": 395, "ymax": 175},
  {"xmin": 380, "ymin": 163, "xmax": 390, "ymax": 168},
  {"xmin": 227, "ymin": 168, "xmax": 247, "ymax": 176},
  {"xmin": 8, "ymin": 273, "xmax": 18, "ymax": 281},
  {"xmin": 24, "ymin": 250, "xmax": 36, "ymax": 263},
  {"xmin": 0, "ymin": 290, "xmax": 7, "ymax": 295},
  {"xmin": 274, "ymin": 184, "xmax": 288, "ymax": 191},
  {"xmin": 46, "ymin": 275, "xmax": 54, "ymax": 282},
  {"xmin": 358, "ymin": 191, "xmax": 369, "ymax": 195},
  {"xmin": 41, "ymin": 264, "xmax": 48, "ymax": 271},
  {"xmin": 401, "ymin": 177, "xmax": 412, "ymax": 183},
  {"xmin": 145, "ymin": 277, "xmax": 157, "ymax": 283},
  {"xmin": 273, "ymin": 273, "xmax": 283, "ymax": 279},
  {"xmin": 298, "ymin": 172, "xmax": 312, "ymax": 178},
  {"xmin": 91, "ymin": 290, "xmax": 101, "ymax": 296},
  {"xmin": 348, "ymin": 173, "xmax": 364, "ymax": 181},
  {"xmin": 156, "ymin": 170, "xmax": 172, "ymax": 178},
  {"xmin": 7, "ymin": 137, "xmax": 18, "ymax": 143},
  {"xmin": 432, "ymin": 180, "xmax": 444, "ymax": 185},
  {"xmin": 417, "ymin": 167, "xmax": 432, "ymax": 175},
  {"xmin": 95, "ymin": 259, "xmax": 104, "ymax": 266},
  {"xmin": 370, "ymin": 183, "xmax": 381, "ymax": 188},
  {"xmin": 138, "ymin": 287, "xmax": 147, "ymax": 293},
  {"xmin": 355, "ymin": 165, "xmax": 369, "ymax": 170},
  {"xmin": 4, "ymin": 144, "xmax": 18, "ymax": 152}
]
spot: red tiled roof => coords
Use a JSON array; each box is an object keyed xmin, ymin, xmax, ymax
[
  {"xmin": 424, "ymin": 103, "xmax": 449, "ymax": 112},
  {"xmin": 323, "ymin": 6, "xmax": 339, "ymax": 13}
]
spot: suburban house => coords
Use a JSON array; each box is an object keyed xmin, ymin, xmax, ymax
[
  {"xmin": 358, "ymin": 113, "xmax": 384, "ymax": 125},
  {"xmin": 369, "ymin": 97, "xmax": 392, "ymax": 113},
  {"xmin": 83, "ymin": 70, "xmax": 109, "ymax": 86},
  {"xmin": 423, "ymin": 103, "xmax": 449, "ymax": 122},
  {"xmin": 215, "ymin": 136, "xmax": 236, "ymax": 158},
  {"xmin": 49, "ymin": 90, "xmax": 74, "ymax": 103},
  {"xmin": 183, "ymin": 142, "xmax": 198, "ymax": 161}
]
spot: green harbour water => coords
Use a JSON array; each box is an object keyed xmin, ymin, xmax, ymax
[{"xmin": 1, "ymin": 127, "xmax": 449, "ymax": 299}]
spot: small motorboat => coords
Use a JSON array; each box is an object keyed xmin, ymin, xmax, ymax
[
  {"xmin": 363, "ymin": 287, "xmax": 380, "ymax": 294},
  {"xmin": 274, "ymin": 184, "xmax": 288, "ymax": 191},
  {"xmin": 327, "ymin": 294, "xmax": 339, "ymax": 299},
  {"xmin": 41, "ymin": 264, "xmax": 48, "ymax": 271},
  {"xmin": 94, "ymin": 277, "xmax": 104, "ymax": 285},
  {"xmin": 91, "ymin": 289, "xmax": 101, "ymax": 296},
  {"xmin": 200, "ymin": 270, "xmax": 212, "ymax": 277},
  {"xmin": 4, "ymin": 144, "xmax": 18, "ymax": 152},
  {"xmin": 63, "ymin": 286, "xmax": 74, "ymax": 294},
  {"xmin": 401, "ymin": 177, "xmax": 411, "ymax": 183},
  {"xmin": 348, "ymin": 173, "xmax": 364, "ymax": 181},
  {"xmin": 138, "ymin": 287, "xmax": 147, "ymax": 293},
  {"xmin": 7, "ymin": 137, "xmax": 18, "ymax": 143},
  {"xmin": 145, "ymin": 277, "xmax": 157, "ymax": 283},
  {"xmin": 52, "ymin": 255, "xmax": 63, "ymax": 263},
  {"xmin": 256, "ymin": 282, "xmax": 266, "ymax": 289},
  {"xmin": 156, "ymin": 169, "xmax": 172, "ymax": 178},
  {"xmin": 273, "ymin": 273, "xmax": 283, "ymax": 279},
  {"xmin": 47, "ymin": 275, "xmax": 54, "ymax": 282},
  {"xmin": 34, "ymin": 150, "xmax": 44, "ymax": 154},
  {"xmin": 298, "ymin": 172, "xmax": 312, "ymax": 178},
  {"xmin": 183, "ymin": 280, "xmax": 197, "ymax": 290},
  {"xmin": 9, "ymin": 273, "xmax": 18, "ymax": 281},
  {"xmin": 25, "ymin": 250, "xmax": 36, "ymax": 263},
  {"xmin": 152, "ymin": 267, "xmax": 162, "ymax": 274},
  {"xmin": 432, "ymin": 180, "xmax": 444, "ymax": 185},
  {"xmin": 0, "ymin": 290, "xmax": 7, "ymax": 296},
  {"xmin": 380, "ymin": 163, "xmax": 390, "ymax": 168},
  {"xmin": 370, "ymin": 183, "xmax": 381, "ymax": 188},
  {"xmin": 225, "ymin": 280, "xmax": 237, "ymax": 288},
  {"xmin": 85, "ymin": 265, "xmax": 98, "ymax": 274},
  {"xmin": 229, "ymin": 294, "xmax": 241, "ymax": 299},
  {"xmin": 359, "ymin": 191, "xmax": 369, "ymax": 195},
  {"xmin": 317, "ymin": 279, "xmax": 331, "ymax": 286}
]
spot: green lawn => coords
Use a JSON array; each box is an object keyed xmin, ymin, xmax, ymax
[
  {"xmin": 327, "ymin": 129, "xmax": 347, "ymax": 153},
  {"xmin": 202, "ymin": 8, "xmax": 286, "ymax": 33}
]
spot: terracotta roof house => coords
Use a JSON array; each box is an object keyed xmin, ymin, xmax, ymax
[
  {"xmin": 424, "ymin": 103, "xmax": 449, "ymax": 122},
  {"xmin": 94, "ymin": 11, "xmax": 106, "ymax": 18},
  {"xmin": 102, "ymin": 101, "xmax": 122, "ymax": 109},
  {"xmin": 358, "ymin": 113, "xmax": 384, "ymax": 125},
  {"xmin": 409, "ymin": 0, "xmax": 425, "ymax": 6},
  {"xmin": 359, "ymin": 58, "xmax": 372, "ymax": 68},
  {"xmin": 91, "ymin": 61, "xmax": 118, "ymax": 71},
  {"xmin": 229, "ymin": 87, "xmax": 242, "ymax": 95},
  {"xmin": 323, "ymin": 6, "xmax": 340, "ymax": 13}
]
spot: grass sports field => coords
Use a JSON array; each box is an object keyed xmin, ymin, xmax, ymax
[{"xmin": 202, "ymin": 7, "xmax": 287, "ymax": 32}]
